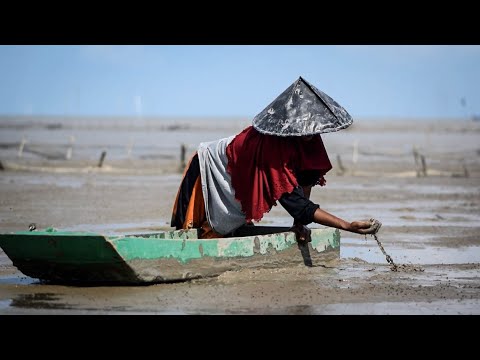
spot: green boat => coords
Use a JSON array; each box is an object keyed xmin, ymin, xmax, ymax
[{"xmin": 0, "ymin": 226, "xmax": 340, "ymax": 284}]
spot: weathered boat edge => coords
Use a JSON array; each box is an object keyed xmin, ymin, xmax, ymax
[
  {"xmin": 113, "ymin": 228, "xmax": 340, "ymax": 282},
  {"xmin": 0, "ymin": 227, "xmax": 340, "ymax": 284}
]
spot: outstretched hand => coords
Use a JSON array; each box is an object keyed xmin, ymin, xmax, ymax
[{"xmin": 349, "ymin": 218, "xmax": 382, "ymax": 235}]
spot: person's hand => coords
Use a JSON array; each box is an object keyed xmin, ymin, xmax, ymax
[
  {"xmin": 349, "ymin": 218, "xmax": 382, "ymax": 235},
  {"xmin": 290, "ymin": 222, "xmax": 312, "ymax": 242}
]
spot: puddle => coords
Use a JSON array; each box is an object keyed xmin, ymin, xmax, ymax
[
  {"xmin": 2, "ymin": 307, "xmax": 189, "ymax": 315},
  {"xmin": 341, "ymin": 239, "xmax": 480, "ymax": 265},
  {"xmin": 0, "ymin": 274, "xmax": 37, "ymax": 285},
  {"xmin": 9, "ymin": 293, "xmax": 69, "ymax": 309},
  {"xmin": 0, "ymin": 299, "xmax": 12, "ymax": 310}
]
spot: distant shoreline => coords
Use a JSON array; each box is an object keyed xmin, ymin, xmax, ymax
[
  {"xmin": 0, "ymin": 115, "xmax": 478, "ymax": 134},
  {"xmin": 0, "ymin": 114, "xmax": 474, "ymax": 123}
]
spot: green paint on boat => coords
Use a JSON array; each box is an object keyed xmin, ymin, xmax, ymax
[
  {"xmin": 0, "ymin": 231, "xmax": 119, "ymax": 264},
  {"xmin": 0, "ymin": 226, "xmax": 341, "ymax": 284},
  {"xmin": 113, "ymin": 236, "xmax": 219, "ymax": 263},
  {"xmin": 311, "ymin": 228, "xmax": 340, "ymax": 252}
]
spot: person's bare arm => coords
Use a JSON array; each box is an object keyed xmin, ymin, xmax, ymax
[
  {"xmin": 299, "ymin": 184, "xmax": 375, "ymax": 233},
  {"xmin": 286, "ymin": 183, "xmax": 380, "ymax": 242},
  {"xmin": 292, "ymin": 208, "xmax": 378, "ymax": 242},
  {"xmin": 311, "ymin": 208, "xmax": 375, "ymax": 235}
]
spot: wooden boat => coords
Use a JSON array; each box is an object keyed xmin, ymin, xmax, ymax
[{"xmin": 0, "ymin": 225, "xmax": 340, "ymax": 284}]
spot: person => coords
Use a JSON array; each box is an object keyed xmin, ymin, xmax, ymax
[{"xmin": 171, "ymin": 76, "xmax": 381, "ymax": 241}]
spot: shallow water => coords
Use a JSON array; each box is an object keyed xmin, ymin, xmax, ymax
[
  {"xmin": 341, "ymin": 240, "xmax": 480, "ymax": 265},
  {"xmin": 0, "ymin": 274, "xmax": 37, "ymax": 285}
]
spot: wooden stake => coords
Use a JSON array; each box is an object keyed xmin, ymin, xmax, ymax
[
  {"xmin": 179, "ymin": 143, "xmax": 187, "ymax": 171},
  {"xmin": 66, "ymin": 135, "xmax": 75, "ymax": 160},
  {"xmin": 463, "ymin": 160, "xmax": 470, "ymax": 178},
  {"xmin": 420, "ymin": 154, "xmax": 427, "ymax": 177},
  {"xmin": 98, "ymin": 151, "xmax": 107, "ymax": 168},
  {"xmin": 336, "ymin": 154, "xmax": 346, "ymax": 176},
  {"xmin": 126, "ymin": 138, "xmax": 134, "ymax": 158},
  {"xmin": 413, "ymin": 146, "xmax": 421, "ymax": 177},
  {"xmin": 352, "ymin": 140, "xmax": 358, "ymax": 175},
  {"xmin": 18, "ymin": 136, "xmax": 27, "ymax": 158}
]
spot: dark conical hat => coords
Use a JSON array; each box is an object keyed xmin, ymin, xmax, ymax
[{"xmin": 252, "ymin": 77, "xmax": 353, "ymax": 136}]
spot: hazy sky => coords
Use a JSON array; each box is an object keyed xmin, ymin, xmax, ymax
[{"xmin": 1, "ymin": 45, "xmax": 479, "ymax": 119}]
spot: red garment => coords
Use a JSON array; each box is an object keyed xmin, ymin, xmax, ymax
[{"xmin": 226, "ymin": 126, "xmax": 332, "ymax": 222}]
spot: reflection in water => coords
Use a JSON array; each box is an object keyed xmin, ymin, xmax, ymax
[
  {"xmin": 0, "ymin": 299, "xmax": 12, "ymax": 310},
  {"xmin": 10, "ymin": 293, "xmax": 69, "ymax": 309}
]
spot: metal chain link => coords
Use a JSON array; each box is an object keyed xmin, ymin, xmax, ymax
[{"xmin": 372, "ymin": 234, "xmax": 398, "ymax": 272}]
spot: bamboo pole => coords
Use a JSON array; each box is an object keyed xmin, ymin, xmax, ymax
[
  {"xmin": 336, "ymin": 154, "xmax": 346, "ymax": 176},
  {"xmin": 18, "ymin": 136, "xmax": 27, "ymax": 158},
  {"xmin": 179, "ymin": 143, "xmax": 187, "ymax": 172},
  {"xmin": 98, "ymin": 151, "xmax": 107, "ymax": 168},
  {"xmin": 65, "ymin": 135, "xmax": 75, "ymax": 160},
  {"xmin": 352, "ymin": 140, "xmax": 359, "ymax": 175}
]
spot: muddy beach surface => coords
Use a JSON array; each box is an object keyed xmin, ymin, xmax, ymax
[{"xmin": 1, "ymin": 117, "xmax": 479, "ymax": 314}]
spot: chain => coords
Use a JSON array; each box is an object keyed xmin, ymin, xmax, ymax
[{"xmin": 372, "ymin": 233, "xmax": 398, "ymax": 272}]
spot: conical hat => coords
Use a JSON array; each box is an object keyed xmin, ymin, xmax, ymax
[{"xmin": 252, "ymin": 77, "xmax": 353, "ymax": 136}]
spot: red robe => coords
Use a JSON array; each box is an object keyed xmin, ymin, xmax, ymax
[{"xmin": 226, "ymin": 126, "xmax": 332, "ymax": 222}]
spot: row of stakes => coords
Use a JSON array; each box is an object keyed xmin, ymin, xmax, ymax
[
  {"xmin": 14, "ymin": 137, "xmax": 469, "ymax": 177},
  {"xmin": 16, "ymin": 136, "xmax": 186, "ymax": 170},
  {"xmin": 336, "ymin": 142, "xmax": 469, "ymax": 178}
]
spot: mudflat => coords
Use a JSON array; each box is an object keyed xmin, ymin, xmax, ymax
[{"xmin": 1, "ymin": 117, "xmax": 479, "ymax": 314}]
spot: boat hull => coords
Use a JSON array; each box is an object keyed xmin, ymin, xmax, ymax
[{"xmin": 0, "ymin": 226, "xmax": 340, "ymax": 284}]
